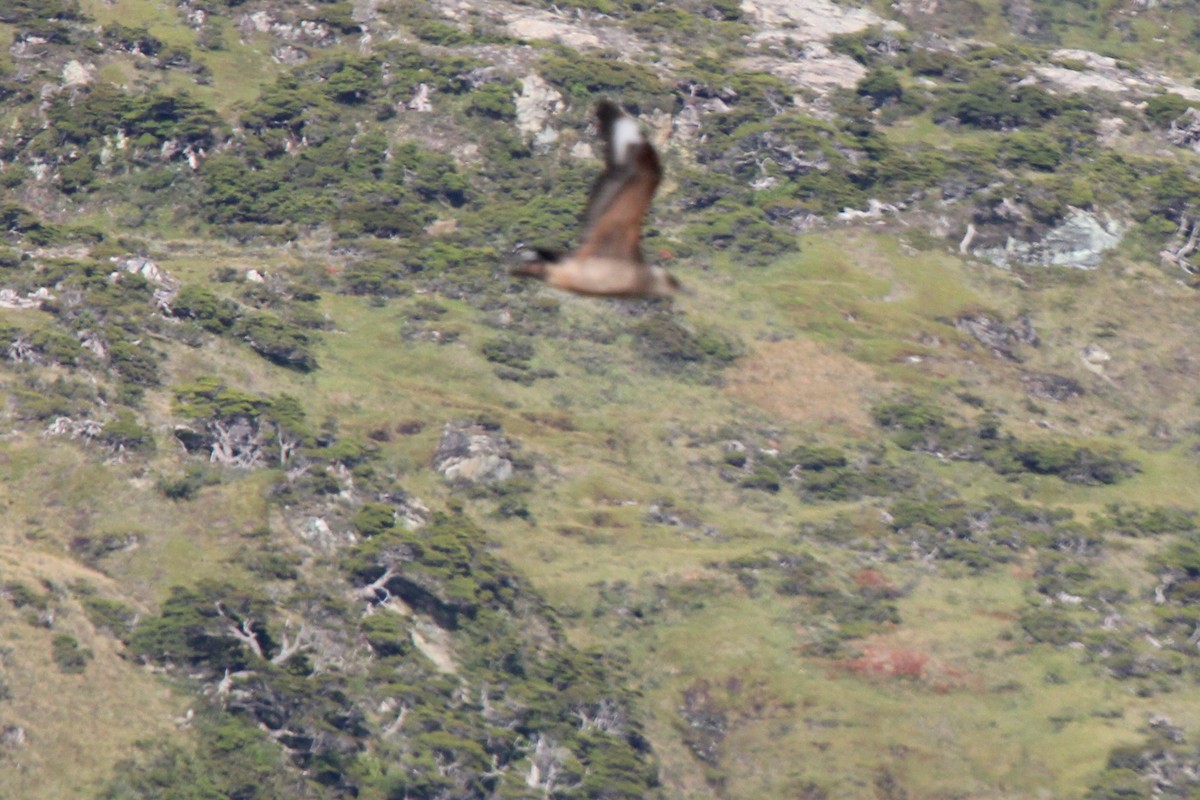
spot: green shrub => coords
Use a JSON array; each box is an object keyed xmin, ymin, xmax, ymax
[
  {"xmin": 51, "ymin": 633, "xmax": 93, "ymax": 673},
  {"xmin": 997, "ymin": 440, "xmax": 1137, "ymax": 485},
  {"xmin": 171, "ymin": 284, "xmax": 240, "ymax": 332},
  {"xmin": 236, "ymin": 313, "xmax": 318, "ymax": 371},
  {"xmin": 352, "ymin": 503, "xmax": 397, "ymax": 538},
  {"xmin": 467, "ymin": 81, "xmax": 517, "ymax": 120},
  {"xmin": 787, "ymin": 445, "xmax": 848, "ymax": 471},
  {"xmin": 323, "ymin": 57, "xmax": 381, "ymax": 104},
  {"xmin": 541, "ymin": 47, "xmax": 670, "ymax": 106},
  {"xmin": 1145, "ymin": 92, "xmax": 1196, "ymax": 127},
  {"xmin": 856, "ymin": 67, "xmax": 903, "ymax": 107},
  {"xmin": 481, "ymin": 337, "xmax": 533, "ymax": 368},
  {"xmin": 29, "ymin": 328, "xmax": 85, "ymax": 366},
  {"xmin": 100, "ymin": 409, "xmax": 155, "ymax": 451},
  {"xmin": 629, "ymin": 315, "xmax": 740, "ymax": 372},
  {"xmin": 741, "ymin": 466, "xmax": 781, "ymax": 493},
  {"xmin": 936, "ymin": 75, "xmax": 1063, "ymax": 129},
  {"xmin": 107, "ymin": 336, "xmax": 160, "ymax": 386},
  {"xmin": 157, "ymin": 465, "xmax": 221, "ymax": 500},
  {"xmin": 1005, "ymin": 132, "xmax": 1063, "ymax": 171},
  {"xmin": 1098, "ymin": 504, "xmax": 1197, "ymax": 537},
  {"xmin": 360, "ymin": 613, "xmax": 410, "ymax": 657},
  {"xmin": 78, "ymin": 592, "xmax": 138, "ymax": 638}
]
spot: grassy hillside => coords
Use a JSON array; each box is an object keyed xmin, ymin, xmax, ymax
[{"xmin": 1, "ymin": 0, "xmax": 1200, "ymax": 798}]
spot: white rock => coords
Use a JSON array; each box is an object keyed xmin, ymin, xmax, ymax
[
  {"xmin": 515, "ymin": 73, "xmax": 565, "ymax": 137},
  {"xmin": 61, "ymin": 60, "xmax": 93, "ymax": 87}
]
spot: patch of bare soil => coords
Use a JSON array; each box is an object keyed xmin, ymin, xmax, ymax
[{"xmin": 724, "ymin": 338, "xmax": 888, "ymax": 434}]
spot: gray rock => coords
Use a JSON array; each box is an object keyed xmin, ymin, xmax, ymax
[
  {"xmin": 515, "ymin": 73, "xmax": 564, "ymax": 140},
  {"xmin": 1021, "ymin": 372, "xmax": 1084, "ymax": 402},
  {"xmin": 433, "ymin": 422, "xmax": 516, "ymax": 484},
  {"xmin": 975, "ymin": 209, "xmax": 1127, "ymax": 269},
  {"xmin": 0, "ymin": 725, "xmax": 26, "ymax": 751},
  {"xmin": 955, "ymin": 313, "xmax": 1038, "ymax": 361}
]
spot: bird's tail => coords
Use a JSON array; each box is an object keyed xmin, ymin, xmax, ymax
[
  {"xmin": 510, "ymin": 261, "xmax": 547, "ymax": 280},
  {"xmin": 510, "ymin": 248, "xmax": 561, "ymax": 281}
]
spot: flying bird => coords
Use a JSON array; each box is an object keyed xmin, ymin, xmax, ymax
[{"xmin": 512, "ymin": 100, "xmax": 681, "ymax": 298}]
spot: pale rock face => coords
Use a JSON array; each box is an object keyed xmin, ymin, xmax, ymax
[
  {"xmin": 273, "ymin": 44, "xmax": 309, "ymax": 66},
  {"xmin": 739, "ymin": 0, "xmax": 899, "ymax": 41},
  {"xmin": 61, "ymin": 60, "xmax": 93, "ymax": 87},
  {"xmin": 433, "ymin": 423, "xmax": 517, "ymax": 484},
  {"xmin": 1081, "ymin": 343, "xmax": 1112, "ymax": 376},
  {"xmin": 735, "ymin": 43, "xmax": 867, "ymax": 95},
  {"xmin": 297, "ymin": 516, "xmax": 352, "ymax": 551},
  {"xmin": 407, "ymin": 83, "xmax": 433, "ymax": 112},
  {"xmin": 515, "ymin": 74, "xmax": 565, "ymax": 138},
  {"xmin": 1034, "ymin": 49, "xmax": 1200, "ymax": 101},
  {"xmin": 975, "ymin": 209, "xmax": 1127, "ymax": 270}
]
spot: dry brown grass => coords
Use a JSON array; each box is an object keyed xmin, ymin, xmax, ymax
[
  {"xmin": 723, "ymin": 338, "xmax": 891, "ymax": 434},
  {"xmin": 0, "ymin": 553, "xmax": 183, "ymax": 800}
]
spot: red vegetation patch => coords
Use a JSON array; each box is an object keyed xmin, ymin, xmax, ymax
[
  {"xmin": 835, "ymin": 646, "xmax": 967, "ymax": 692},
  {"xmin": 853, "ymin": 568, "xmax": 898, "ymax": 598}
]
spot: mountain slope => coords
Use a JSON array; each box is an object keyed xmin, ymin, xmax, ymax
[{"xmin": 1, "ymin": 0, "xmax": 1199, "ymax": 798}]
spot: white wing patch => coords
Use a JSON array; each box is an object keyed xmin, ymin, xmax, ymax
[{"xmin": 610, "ymin": 116, "xmax": 643, "ymax": 165}]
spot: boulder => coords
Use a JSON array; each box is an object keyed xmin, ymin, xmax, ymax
[
  {"xmin": 975, "ymin": 209, "xmax": 1127, "ymax": 269},
  {"xmin": 433, "ymin": 422, "xmax": 516, "ymax": 484}
]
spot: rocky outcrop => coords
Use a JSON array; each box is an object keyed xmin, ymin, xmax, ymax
[
  {"xmin": 515, "ymin": 73, "xmax": 565, "ymax": 145},
  {"xmin": 437, "ymin": 0, "xmax": 655, "ymax": 55},
  {"xmin": 1080, "ymin": 343, "xmax": 1112, "ymax": 376},
  {"xmin": 1034, "ymin": 49, "xmax": 1200, "ymax": 102},
  {"xmin": 736, "ymin": 46, "xmax": 867, "ymax": 95},
  {"xmin": 0, "ymin": 286, "xmax": 53, "ymax": 309},
  {"xmin": 1167, "ymin": 107, "xmax": 1200, "ymax": 153},
  {"xmin": 1021, "ymin": 372, "xmax": 1084, "ymax": 403},
  {"xmin": 740, "ymin": 0, "xmax": 899, "ymax": 44},
  {"xmin": 974, "ymin": 209, "xmax": 1127, "ymax": 269},
  {"xmin": 433, "ymin": 421, "xmax": 517, "ymax": 484},
  {"xmin": 955, "ymin": 312, "xmax": 1038, "ymax": 361}
]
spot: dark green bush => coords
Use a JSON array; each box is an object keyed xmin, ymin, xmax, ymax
[
  {"xmin": 1099, "ymin": 504, "xmax": 1197, "ymax": 537},
  {"xmin": 936, "ymin": 75, "xmax": 1063, "ymax": 129},
  {"xmin": 107, "ymin": 336, "xmax": 160, "ymax": 386},
  {"xmin": 1145, "ymin": 92, "xmax": 1196, "ymax": 127},
  {"xmin": 51, "ymin": 633, "xmax": 93, "ymax": 673},
  {"xmin": 157, "ymin": 465, "xmax": 221, "ymax": 500},
  {"xmin": 541, "ymin": 47, "xmax": 670, "ymax": 107},
  {"xmin": 352, "ymin": 503, "xmax": 397, "ymax": 538},
  {"xmin": 740, "ymin": 466, "xmax": 781, "ymax": 493},
  {"xmin": 100, "ymin": 409, "xmax": 155, "ymax": 451},
  {"xmin": 629, "ymin": 315, "xmax": 740, "ymax": 372},
  {"xmin": 466, "ymin": 81, "xmax": 517, "ymax": 120},
  {"xmin": 171, "ymin": 284, "xmax": 240, "ymax": 332},
  {"xmin": 78, "ymin": 592, "xmax": 138, "ymax": 638},
  {"xmin": 856, "ymin": 67, "xmax": 903, "ymax": 107},
  {"xmin": 360, "ymin": 613, "xmax": 410, "ymax": 657},
  {"xmin": 236, "ymin": 313, "xmax": 318, "ymax": 371},
  {"xmin": 997, "ymin": 440, "xmax": 1137, "ymax": 485},
  {"xmin": 481, "ymin": 337, "xmax": 533, "ymax": 369}
]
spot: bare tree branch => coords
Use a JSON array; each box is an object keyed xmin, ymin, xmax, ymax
[
  {"xmin": 382, "ymin": 703, "xmax": 410, "ymax": 737},
  {"xmin": 215, "ymin": 602, "xmax": 265, "ymax": 660},
  {"xmin": 271, "ymin": 623, "xmax": 314, "ymax": 665},
  {"xmin": 355, "ymin": 566, "xmax": 398, "ymax": 605}
]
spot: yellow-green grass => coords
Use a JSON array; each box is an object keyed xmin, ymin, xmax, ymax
[
  {"xmin": 0, "ymin": 555, "xmax": 184, "ymax": 800},
  {"xmin": 80, "ymin": 0, "xmax": 280, "ymax": 111},
  {"xmin": 0, "ymin": 435, "xmax": 275, "ymax": 602},
  {"xmin": 613, "ymin": 569, "xmax": 1168, "ymax": 799},
  {"xmin": 719, "ymin": 231, "xmax": 989, "ymax": 372}
]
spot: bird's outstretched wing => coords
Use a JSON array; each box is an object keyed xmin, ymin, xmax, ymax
[{"xmin": 576, "ymin": 100, "xmax": 662, "ymax": 264}]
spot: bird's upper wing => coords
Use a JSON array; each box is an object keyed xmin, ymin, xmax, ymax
[{"xmin": 576, "ymin": 101, "xmax": 662, "ymax": 264}]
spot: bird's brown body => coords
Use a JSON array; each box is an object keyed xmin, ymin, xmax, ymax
[{"xmin": 511, "ymin": 100, "xmax": 681, "ymax": 298}]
